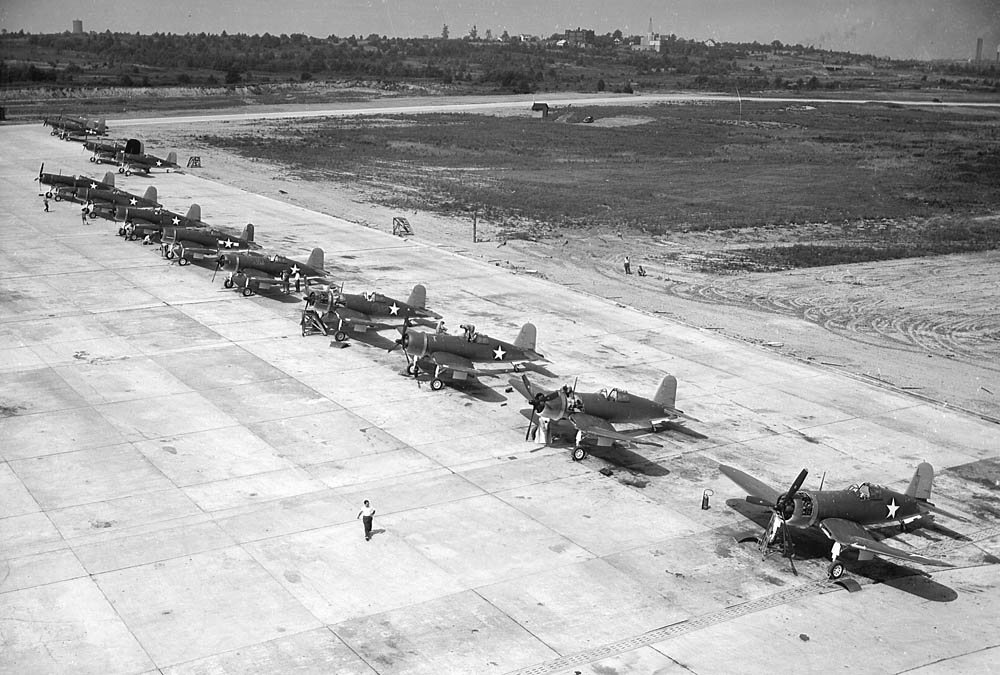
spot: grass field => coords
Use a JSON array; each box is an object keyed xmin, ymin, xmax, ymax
[{"xmin": 197, "ymin": 100, "xmax": 1000, "ymax": 269}]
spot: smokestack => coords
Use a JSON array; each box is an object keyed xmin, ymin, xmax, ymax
[{"xmin": 976, "ymin": 37, "xmax": 983, "ymax": 62}]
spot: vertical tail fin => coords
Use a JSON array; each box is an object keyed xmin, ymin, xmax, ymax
[
  {"xmin": 185, "ymin": 204, "xmax": 201, "ymax": 223},
  {"xmin": 241, "ymin": 223, "xmax": 255, "ymax": 242},
  {"xmin": 125, "ymin": 138, "xmax": 143, "ymax": 155},
  {"xmin": 94, "ymin": 119, "xmax": 107, "ymax": 135},
  {"xmin": 142, "ymin": 186, "xmax": 158, "ymax": 204},
  {"xmin": 102, "ymin": 171, "xmax": 116, "ymax": 187},
  {"xmin": 406, "ymin": 284, "xmax": 427, "ymax": 309},
  {"xmin": 167, "ymin": 151, "xmax": 177, "ymax": 166},
  {"xmin": 306, "ymin": 247, "xmax": 324, "ymax": 271},
  {"xmin": 513, "ymin": 323, "xmax": 537, "ymax": 352},
  {"xmin": 906, "ymin": 462, "xmax": 934, "ymax": 500},
  {"xmin": 653, "ymin": 374, "xmax": 678, "ymax": 409}
]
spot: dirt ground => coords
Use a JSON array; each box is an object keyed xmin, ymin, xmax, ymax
[{"xmin": 132, "ymin": 116, "xmax": 1000, "ymax": 424}]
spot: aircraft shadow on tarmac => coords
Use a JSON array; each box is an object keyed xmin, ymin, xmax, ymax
[{"xmin": 726, "ymin": 499, "xmax": 960, "ymax": 602}]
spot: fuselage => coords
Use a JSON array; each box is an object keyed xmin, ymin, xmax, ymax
[
  {"xmin": 402, "ymin": 330, "xmax": 531, "ymax": 363},
  {"xmin": 785, "ymin": 485, "xmax": 922, "ymax": 529}
]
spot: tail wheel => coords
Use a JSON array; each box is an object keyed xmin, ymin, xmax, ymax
[
  {"xmin": 430, "ymin": 378, "xmax": 445, "ymax": 391},
  {"xmin": 571, "ymin": 446, "xmax": 588, "ymax": 461}
]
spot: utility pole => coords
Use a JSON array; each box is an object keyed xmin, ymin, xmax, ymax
[{"xmin": 472, "ymin": 208, "xmax": 478, "ymax": 242}]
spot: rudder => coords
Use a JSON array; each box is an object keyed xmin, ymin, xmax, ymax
[
  {"xmin": 653, "ymin": 375, "xmax": 678, "ymax": 409},
  {"xmin": 306, "ymin": 247, "xmax": 324, "ymax": 271},
  {"xmin": 142, "ymin": 186, "xmax": 158, "ymax": 204},
  {"xmin": 906, "ymin": 462, "xmax": 934, "ymax": 500},
  {"xmin": 185, "ymin": 204, "xmax": 201, "ymax": 223},
  {"xmin": 241, "ymin": 223, "xmax": 255, "ymax": 242},
  {"xmin": 514, "ymin": 323, "xmax": 537, "ymax": 352},
  {"xmin": 167, "ymin": 151, "xmax": 177, "ymax": 166},
  {"xmin": 406, "ymin": 284, "xmax": 427, "ymax": 309}
]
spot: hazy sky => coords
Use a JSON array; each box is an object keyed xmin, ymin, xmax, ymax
[{"xmin": 2, "ymin": 1, "xmax": 998, "ymax": 60}]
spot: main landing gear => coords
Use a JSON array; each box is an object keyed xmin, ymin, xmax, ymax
[{"xmin": 571, "ymin": 446, "xmax": 588, "ymax": 462}]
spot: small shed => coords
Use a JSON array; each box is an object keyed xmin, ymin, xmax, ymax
[{"xmin": 531, "ymin": 102, "xmax": 550, "ymax": 119}]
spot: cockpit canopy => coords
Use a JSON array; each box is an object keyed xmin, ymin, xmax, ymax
[{"xmin": 599, "ymin": 387, "xmax": 630, "ymax": 402}]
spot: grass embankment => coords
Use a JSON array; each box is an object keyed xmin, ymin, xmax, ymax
[{"xmin": 198, "ymin": 101, "xmax": 1000, "ymax": 270}]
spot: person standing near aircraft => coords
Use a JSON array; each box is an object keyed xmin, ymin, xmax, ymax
[
  {"xmin": 43, "ymin": 196, "xmax": 49, "ymax": 212},
  {"xmin": 357, "ymin": 500, "xmax": 376, "ymax": 541},
  {"xmin": 624, "ymin": 255, "xmax": 632, "ymax": 274}
]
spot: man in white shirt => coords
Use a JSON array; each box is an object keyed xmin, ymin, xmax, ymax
[{"xmin": 357, "ymin": 500, "xmax": 376, "ymax": 541}]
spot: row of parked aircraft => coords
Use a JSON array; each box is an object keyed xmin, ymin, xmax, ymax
[{"xmin": 36, "ymin": 121, "xmax": 959, "ymax": 583}]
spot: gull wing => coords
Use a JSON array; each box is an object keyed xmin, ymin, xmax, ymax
[
  {"xmin": 718, "ymin": 465, "xmax": 782, "ymax": 505},
  {"xmin": 819, "ymin": 518, "xmax": 953, "ymax": 568},
  {"xmin": 570, "ymin": 413, "xmax": 662, "ymax": 447},
  {"xmin": 428, "ymin": 351, "xmax": 478, "ymax": 376},
  {"xmin": 334, "ymin": 307, "xmax": 393, "ymax": 330}
]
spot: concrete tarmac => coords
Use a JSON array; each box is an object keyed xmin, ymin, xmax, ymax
[{"xmin": 1, "ymin": 121, "xmax": 998, "ymax": 675}]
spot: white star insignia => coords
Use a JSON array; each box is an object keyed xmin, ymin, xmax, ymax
[
  {"xmin": 289, "ymin": 265, "xmax": 300, "ymax": 277},
  {"xmin": 129, "ymin": 198, "xmax": 137, "ymax": 205},
  {"xmin": 172, "ymin": 217, "xmax": 180, "ymax": 225},
  {"xmin": 389, "ymin": 303, "xmax": 400, "ymax": 316},
  {"xmin": 493, "ymin": 345, "xmax": 507, "ymax": 360},
  {"xmin": 886, "ymin": 498, "xmax": 900, "ymax": 519},
  {"xmin": 156, "ymin": 160, "xmax": 163, "ymax": 166},
  {"xmin": 89, "ymin": 182, "xmax": 97, "ymax": 189}
]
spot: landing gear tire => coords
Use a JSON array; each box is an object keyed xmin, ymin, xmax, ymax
[
  {"xmin": 828, "ymin": 562, "xmax": 845, "ymax": 580},
  {"xmin": 45, "ymin": 191, "xmax": 53, "ymax": 199},
  {"xmin": 164, "ymin": 249, "xmax": 174, "ymax": 259},
  {"xmin": 334, "ymin": 331, "xmax": 348, "ymax": 342},
  {"xmin": 89, "ymin": 212, "xmax": 98, "ymax": 219},
  {"xmin": 178, "ymin": 256, "xmax": 189, "ymax": 266},
  {"xmin": 406, "ymin": 364, "xmax": 419, "ymax": 376},
  {"xmin": 241, "ymin": 286, "xmax": 253, "ymax": 297},
  {"xmin": 571, "ymin": 446, "xmax": 588, "ymax": 461},
  {"xmin": 118, "ymin": 227, "xmax": 125, "ymax": 236},
  {"xmin": 127, "ymin": 233, "xmax": 137, "ymax": 241},
  {"xmin": 125, "ymin": 170, "xmax": 132, "ymax": 177},
  {"xmin": 53, "ymin": 194, "xmax": 62, "ymax": 202},
  {"xmin": 89, "ymin": 156, "xmax": 96, "ymax": 163},
  {"xmin": 223, "ymin": 278, "xmax": 233, "ymax": 289},
  {"xmin": 430, "ymin": 378, "xmax": 445, "ymax": 391},
  {"xmin": 118, "ymin": 167, "xmax": 125, "ymax": 174}
]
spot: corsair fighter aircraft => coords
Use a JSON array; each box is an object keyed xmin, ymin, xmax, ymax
[
  {"xmin": 161, "ymin": 224, "xmax": 259, "ymax": 265},
  {"xmin": 217, "ymin": 248, "xmax": 329, "ymax": 296},
  {"xmin": 301, "ymin": 284, "xmax": 441, "ymax": 340},
  {"xmin": 719, "ymin": 463, "xmax": 955, "ymax": 579},
  {"xmin": 390, "ymin": 322, "xmax": 543, "ymax": 390},
  {"xmin": 512, "ymin": 373, "xmax": 697, "ymax": 460},
  {"xmin": 37, "ymin": 163, "xmax": 115, "ymax": 197}
]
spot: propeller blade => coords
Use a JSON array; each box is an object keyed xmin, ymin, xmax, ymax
[
  {"xmin": 524, "ymin": 407, "xmax": 537, "ymax": 441},
  {"xmin": 784, "ymin": 468, "xmax": 809, "ymax": 505}
]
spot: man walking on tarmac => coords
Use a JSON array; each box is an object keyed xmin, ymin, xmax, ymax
[{"xmin": 357, "ymin": 500, "xmax": 376, "ymax": 541}]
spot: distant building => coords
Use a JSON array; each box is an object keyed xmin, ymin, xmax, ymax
[
  {"xmin": 564, "ymin": 28, "xmax": 594, "ymax": 47},
  {"xmin": 72, "ymin": 19, "xmax": 83, "ymax": 34},
  {"xmin": 633, "ymin": 18, "xmax": 663, "ymax": 52},
  {"xmin": 976, "ymin": 37, "xmax": 984, "ymax": 62}
]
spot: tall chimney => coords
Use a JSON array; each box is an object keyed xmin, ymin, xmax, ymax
[{"xmin": 976, "ymin": 37, "xmax": 983, "ymax": 62}]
